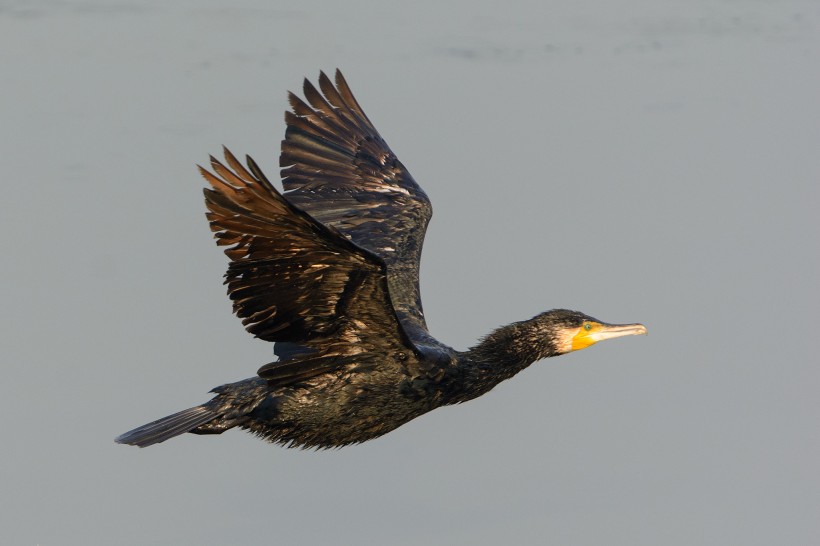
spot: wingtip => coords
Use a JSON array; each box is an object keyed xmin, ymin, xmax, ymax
[
  {"xmin": 222, "ymin": 146, "xmax": 240, "ymax": 166},
  {"xmin": 286, "ymin": 91, "xmax": 298, "ymax": 112},
  {"xmin": 334, "ymin": 68, "xmax": 347, "ymax": 87},
  {"xmin": 318, "ymin": 69, "xmax": 332, "ymax": 88}
]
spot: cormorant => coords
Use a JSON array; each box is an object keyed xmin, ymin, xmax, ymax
[{"xmin": 116, "ymin": 70, "xmax": 646, "ymax": 449}]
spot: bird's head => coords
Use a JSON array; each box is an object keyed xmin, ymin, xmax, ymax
[
  {"xmin": 537, "ymin": 309, "xmax": 647, "ymax": 356},
  {"xmin": 466, "ymin": 309, "xmax": 647, "ymax": 369},
  {"xmin": 462, "ymin": 309, "xmax": 647, "ymax": 389}
]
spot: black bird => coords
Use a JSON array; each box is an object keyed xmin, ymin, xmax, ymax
[{"xmin": 116, "ymin": 70, "xmax": 646, "ymax": 449}]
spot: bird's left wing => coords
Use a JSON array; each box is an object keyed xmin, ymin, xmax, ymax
[
  {"xmin": 280, "ymin": 70, "xmax": 433, "ymax": 346},
  {"xmin": 200, "ymin": 149, "xmax": 415, "ymax": 372}
]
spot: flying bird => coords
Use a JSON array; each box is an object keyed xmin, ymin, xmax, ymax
[{"xmin": 116, "ymin": 70, "xmax": 646, "ymax": 449}]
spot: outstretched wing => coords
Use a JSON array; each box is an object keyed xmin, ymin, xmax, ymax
[
  {"xmin": 200, "ymin": 149, "xmax": 413, "ymax": 368},
  {"xmin": 280, "ymin": 70, "xmax": 433, "ymax": 344}
]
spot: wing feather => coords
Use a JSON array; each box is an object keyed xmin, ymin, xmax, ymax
[
  {"xmin": 280, "ymin": 70, "xmax": 434, "ymax": 344},
  {"xmin": 200, "ymin": 148, "xmax": 411, "ymax": 356}
]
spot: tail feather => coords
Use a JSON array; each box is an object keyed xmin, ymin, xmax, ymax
[{"xmin": 115, "ymin": 406, "xmax": 217, "ymax": 448}]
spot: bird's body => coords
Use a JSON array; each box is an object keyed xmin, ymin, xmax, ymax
[{"xmin": 117, "ymin": 71, "xmax": 646, "ymax": 450}]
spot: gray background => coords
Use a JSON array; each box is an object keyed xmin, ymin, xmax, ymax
[{"xmin": 3, "ymin": 1, "xmax": 819, "ymax": 544}]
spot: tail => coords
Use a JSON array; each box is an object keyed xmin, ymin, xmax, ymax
[{"xmin": 115, "ymin": 405, "xmax": 218, "ymax": 448}]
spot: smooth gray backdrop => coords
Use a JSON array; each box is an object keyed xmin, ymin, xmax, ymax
[{"xmin": 3, "ymin": 1, "xmax": 818, "ymax": 544}]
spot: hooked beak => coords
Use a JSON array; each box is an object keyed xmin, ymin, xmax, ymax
[
  {"xmin": 570, "ymin": 321, "xmax": 647, "ymax": 351},
  {"xmin": 590, "ymin": 322, "xmax": 648, "ymax": 342}
]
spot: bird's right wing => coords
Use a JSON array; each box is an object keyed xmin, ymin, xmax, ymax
[{"xmin": 200, "ymin": 149, "xmax": 417, "ymax": 378}]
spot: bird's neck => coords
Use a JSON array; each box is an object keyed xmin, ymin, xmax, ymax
[{"xmin": 450, "ymin": 320, "xmax": 560, "ymax": 403}]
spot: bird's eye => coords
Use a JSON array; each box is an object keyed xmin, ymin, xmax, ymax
[{"xmin": 583, "ymin": 322, "xmax": 592, "ymax": 331}]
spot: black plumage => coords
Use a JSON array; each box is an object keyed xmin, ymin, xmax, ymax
[{"xmin": 116, "ymin": 70, "xmax": 646, "ymax": 449}]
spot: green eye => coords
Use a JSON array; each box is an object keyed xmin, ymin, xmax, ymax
[{"xmin": 583, "ymin": 322, "xmax": 592, "ymax": 331}]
